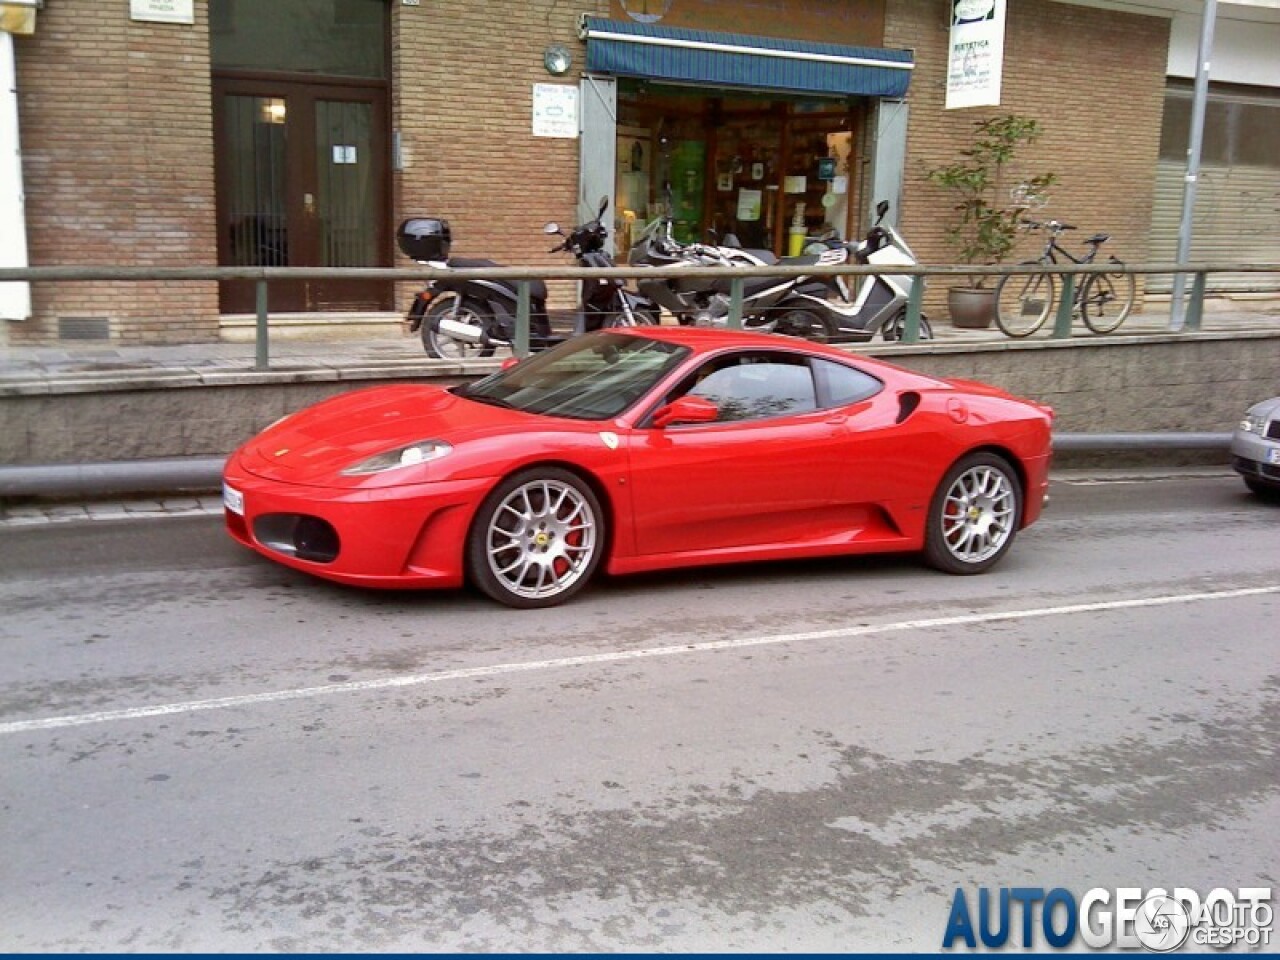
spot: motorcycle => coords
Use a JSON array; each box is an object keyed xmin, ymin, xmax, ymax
[
  {"xmin": 398, "ymin": 197, "xmax": 658, "ymax": 359},
  {"xmin": 778, "ymin": 200, "xmax": 934, "ymax": 342},
  {"xmin": 630, "ymin": 200, "xmax": 932, "ymax": 343},
  {"xmin": 628, "ymin": 217, "xmax": 846, "ymax": 338}
]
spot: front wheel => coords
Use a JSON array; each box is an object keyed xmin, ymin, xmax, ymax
[
  {"xmin": 995, "ymin": 266, "xmax": 1055, "ymax": 338},
  {"xmin": 466, "ymin": 468, "xmax": 605, "ymax": 608},
  {"xmin": 924, "ymin": 453, "xmax": 1023, "ymax": 575},
  {"xmin": 423, "ymin": 294, "xmax": 496, "ymax": 360},
  {"xmin": 1079, "ymin": 266, "xmax": 1135, "ymax": 334}
]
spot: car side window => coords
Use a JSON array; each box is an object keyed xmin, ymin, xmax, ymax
[
  {"xmin": 812, "ymin": 358, "xmax": 883, "ymax": 407},
  {"xmin": 682, "ymin": 353, "xmax": 818, "ymax": 422}
]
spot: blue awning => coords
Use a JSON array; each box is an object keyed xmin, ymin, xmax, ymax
[{"xmin": 580, "ymin": 17, "xmax": 912, "ymax": 99}]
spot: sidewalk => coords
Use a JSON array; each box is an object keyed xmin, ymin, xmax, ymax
[{"xmin": 2, "ymin": 301, "xmax": 1278, "ymax": 388}]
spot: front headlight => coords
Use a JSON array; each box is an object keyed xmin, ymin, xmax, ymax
[
  {"xmin": 1239, "ymin": 413, "xmax": 1269, "ymax": 434},
  {"xmin": 341, "ymin": 440, "xmax": 453, "ymax": 476}
]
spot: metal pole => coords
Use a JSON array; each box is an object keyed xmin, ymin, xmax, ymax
[
  {"xmin": 254, "ymin": 279, "xmax": 269, "ymax": 371},
  {"xmin": 515, "ymin": 281, "xmax": 531, "ymax": 358},
  {"xmin": 1169, "ymin": 0, "xmax": 1217, "ymax": 331},
  {"xmin": 902, "ymin": 276, "xmax": 924, "ymax": 342},
  {"xmin": 728, "ymin": 277, "xmax": 744, "ymax": 330}
]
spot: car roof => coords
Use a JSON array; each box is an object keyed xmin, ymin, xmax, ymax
[{"xmin": 607, "ymin": 325, "xmax": 942, "ymax": 386}]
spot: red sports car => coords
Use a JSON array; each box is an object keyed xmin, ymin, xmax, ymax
[{"xmin": 222, "ymin": 328, "xmax": 1053, "ymax": 607}]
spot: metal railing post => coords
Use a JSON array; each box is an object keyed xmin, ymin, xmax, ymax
[
  {"xmin": 515, "ymin": 281, "xmax": 530, "ymax": 358},
  {"xmin": 254, "ymin": 279, "xmax": 269, "ymax": 370},
  {"xmin": 1185, "ymin": 271, "xmax": 1206, "ymax": 331},
  {"xmin": 728, "ymin": 277, "xmax": 744, "ymax": 330},
  {"xmin": 902, "ymin": 276, "xmax": 924, "ymax": 343},
  {"xmin": 1051, "ymin": 272, "xmax": 1075, "ymax": 339}
]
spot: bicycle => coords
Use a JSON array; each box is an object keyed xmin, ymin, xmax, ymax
[{"xmin": 994, "ymin": 219, "xmax": 1136, "ymax": 338}]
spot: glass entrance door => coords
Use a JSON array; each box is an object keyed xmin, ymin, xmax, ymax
[{"xmin": 214, "ymin": 79, "xmax": 390, "ymax": 314}]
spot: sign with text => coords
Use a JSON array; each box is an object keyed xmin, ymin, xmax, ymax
[
  {"xmin": 945, "ymin": 0, "xmax": 1006, "ymax": 109},
  {"xmin": 532, "ymin": 84, "xmax": 578, "ymax": 139},
  {"xmin": 130, "ymin": 0, "xmax": 194, "ymax": 25}
]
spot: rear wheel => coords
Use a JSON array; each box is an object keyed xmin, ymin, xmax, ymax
[
  {"xmin": 773, "ymin": 306, "xmax": 838, "ymax": 342},
  {"xmin": 423, "ymin": 294, "xmax": 496, "ymax": 360},
  {"xmin": 466, "ymin": 468, "xmax": 605, "ymax": 608},
  {"xmin": 995, "ymin": 266, "xmax": 1055, "ymax": 338},
  {"xmin": 924, "ymin": 453, "xmax": 1022, "ymax": 574},
  {"xmin": 1080, "ymin": 266, "xmax": 1135, "ymax": 334},
  {"xmin": 882, "ymin": 308, "xmax": 934, "ymax": 341}
]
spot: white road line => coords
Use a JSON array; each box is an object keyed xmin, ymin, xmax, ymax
[{"xmin": 2, "ymin": 585, "xmax": 1276, "ymax": 736}]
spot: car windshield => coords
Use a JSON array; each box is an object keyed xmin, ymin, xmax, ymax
[{"xmin": 456, "ymin": 332, "xmax": 690, "ymax": 420}]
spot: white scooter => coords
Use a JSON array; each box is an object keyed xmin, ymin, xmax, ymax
[{"xmin": 764, "ymin": 200, "xmax": 933, "ymax": 342}]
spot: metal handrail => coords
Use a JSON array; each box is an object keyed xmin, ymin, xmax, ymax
[{"xmin": 2, "ymin": 261, "xmax": 1277, "ymax": 366}]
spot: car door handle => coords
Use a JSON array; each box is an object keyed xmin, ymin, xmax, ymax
[{"xmin": 825, "ymin": 413, "xmax": 847, "ymax": 425}]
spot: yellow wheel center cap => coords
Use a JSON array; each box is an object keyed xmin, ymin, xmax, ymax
[
  {"xmin": 968, "ymin": 506, "xmax": 982, "ymax": 520},
  {"xmin": 534, "ymin": 532, "xmax": 551, "ymax": 547}
]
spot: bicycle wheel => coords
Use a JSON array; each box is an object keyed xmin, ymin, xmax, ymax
[
  {"xmin": 995, "ymin": 264, "xmax": 1056, "ymax": 338},
  {"xmin": 1080, "ymin": 263, "xmax": 1135, "ymax": 334}
]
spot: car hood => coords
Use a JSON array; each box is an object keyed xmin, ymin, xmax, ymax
[{"xmin": 239, "ymin": 385, "xmax": 529, "ymax": 484}]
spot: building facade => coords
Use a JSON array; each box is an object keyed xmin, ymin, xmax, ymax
[{"xmin": 1, "ymin": 0, "xmax": 1276, "ymax": 345}]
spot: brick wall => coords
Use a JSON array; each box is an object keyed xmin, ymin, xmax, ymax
[
  {"xmin": 392, "ymin": 1, "xmax": 609, "ymax": 309},
  {"xmin": 12, "ymin": 0, "xmax": 219, "ymax": 344},
  {"xmin": 886, "ymin": 0, "xmax": 1169, "ymax": 314}
]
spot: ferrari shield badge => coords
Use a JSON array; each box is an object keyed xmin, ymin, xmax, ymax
[{"xmin": 598, "ymin": 431, "xmax": 620, "ymax": 450}]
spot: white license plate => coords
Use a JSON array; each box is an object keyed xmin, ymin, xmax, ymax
[
  {"xmin": 222, "ymin": 482, "xmax": 245, "ymax": 516},
  {"xmin": 1268, "ymin": 448, "xmax": 1280, "ymax": 465}
]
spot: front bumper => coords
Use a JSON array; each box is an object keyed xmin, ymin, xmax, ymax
[
  {"xmin": 222, "ymin": 454, "xmax": 493, "ymax": 589},
  {"xmin": 1230, "ymin": 430, "xmax": 1280, "ymax": 488}
]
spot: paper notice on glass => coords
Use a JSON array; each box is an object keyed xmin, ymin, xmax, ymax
[
  {"xmin": 737, "ymin": 189, "xmax": 762, "ymax": 222},
  {"xmin": 832, "ymin": 175, "xmax": 848, "ymax": 195},
  {"xmin": 784, "ymin": 176, "xmax": 807, "ymax": 194}
]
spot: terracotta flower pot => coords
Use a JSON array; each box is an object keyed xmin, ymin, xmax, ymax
[{"xmin": 948, "ymin": 286, "xmax": 996, "ymax": 328}]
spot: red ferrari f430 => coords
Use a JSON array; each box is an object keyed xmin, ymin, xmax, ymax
[{"xmin": 222, "ymin": 328, "xmax": 1053, "ymax": 607}]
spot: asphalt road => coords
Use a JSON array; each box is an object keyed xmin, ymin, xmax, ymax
[{"xmin": 1, "ymin": 471, "xmax": 1277, "ymax": 952}]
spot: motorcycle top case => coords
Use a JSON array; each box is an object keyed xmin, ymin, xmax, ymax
[{"xmin": 397, "ymin": 218, "xmax": 451, "ymax": 262}]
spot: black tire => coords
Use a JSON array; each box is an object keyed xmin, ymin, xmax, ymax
[
  {"xmin": 881, "ymin": 308, "xmax": 934, "ymax": 341},
  {"xmin": 1244, "ymin": 477, "xmax": 1280, "ymax": 500},
  {"xmin": 1079, "ymin": 266, "xmax": 1135, "ymax": 334},
  {"xmin": 924, "ymin": 452, "xmax": 1023, "ymax": 575},
  {"xmin": 466, "ymin": 467, "xmax": 605, "ymax": 608},
  {"xmin": 995, "ymin": 265, "xmax": 1055, "ymax": 338},
  {"xmin": 423, "ymin": 294, "xmax": 496, "ymax": 360},
  {"xmin": 773, "ymin": 306, "xmax": 838, "ymax": 342}
]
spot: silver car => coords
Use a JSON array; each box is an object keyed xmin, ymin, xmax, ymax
[{"xmin": 1231, "ymin": 396, "xmax": 1280, "ymax": 497}]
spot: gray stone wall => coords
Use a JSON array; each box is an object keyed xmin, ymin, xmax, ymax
[{"xmin": 2, "ymin": 334, "xmax": 1277, "ymax": 466}]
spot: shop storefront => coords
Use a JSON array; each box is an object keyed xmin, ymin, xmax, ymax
[{"xmin": 576, "ymin": 16, "xmax": 913, "ymax": 258}]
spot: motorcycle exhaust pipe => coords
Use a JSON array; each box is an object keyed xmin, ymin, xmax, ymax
[{"xmin": 437, "ymin": 316, "xmax": 487, "ymax": 344}]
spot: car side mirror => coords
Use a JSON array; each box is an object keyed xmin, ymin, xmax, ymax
[
  {"xmin": 875, "ymin": 200, "xmax": 890, "ymax": 221},
  {"xmin": 652, "ymin": 395, "xmax": 719, "ymax": 428},
  {"xmin": 543, "ymin": 222, "xmax": 561, "ymax": 235}
]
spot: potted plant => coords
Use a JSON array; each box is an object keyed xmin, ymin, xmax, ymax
[{"xmin": 926, "ymin": 115, "xmax": 1057, "ymax": 327}]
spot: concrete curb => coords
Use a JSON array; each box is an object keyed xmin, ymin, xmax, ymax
[{"xmin": 0, "ymin": 434, "xmax": 1232, "ymax": 500}]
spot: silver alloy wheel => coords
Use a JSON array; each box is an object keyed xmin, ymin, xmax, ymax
[
  {"xmin": 939, "ymin": 463, "xmax": 1017, "ymax": 564},
  {"xmin": 485, "ymin": 478, "xmax": 598, "ymax": 601}
]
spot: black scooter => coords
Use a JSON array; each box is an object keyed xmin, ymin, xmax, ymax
[{"xmin": 398, "ymin": 198, "xmax": 657, "ymax": 359}]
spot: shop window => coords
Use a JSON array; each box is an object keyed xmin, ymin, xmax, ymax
[
  {"xmin": 1159, "ymin": 83, "xmax": 1280, "ymax": 170},
  {"xmin": 209, "ymin": 0, "xmax": 387, "ymax": 79}
]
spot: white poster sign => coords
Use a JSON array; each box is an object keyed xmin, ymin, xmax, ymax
[
  {"xmin": 130, "ymin": 0, "xmax": 194, "ymax": 24},
  {"xmin": 945, "ymin": 0, "xmax": 1006, "ymax": 110},
  {"xmin": 532, "ymin": 84, "xmax": 578, "ymax": 139}
]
